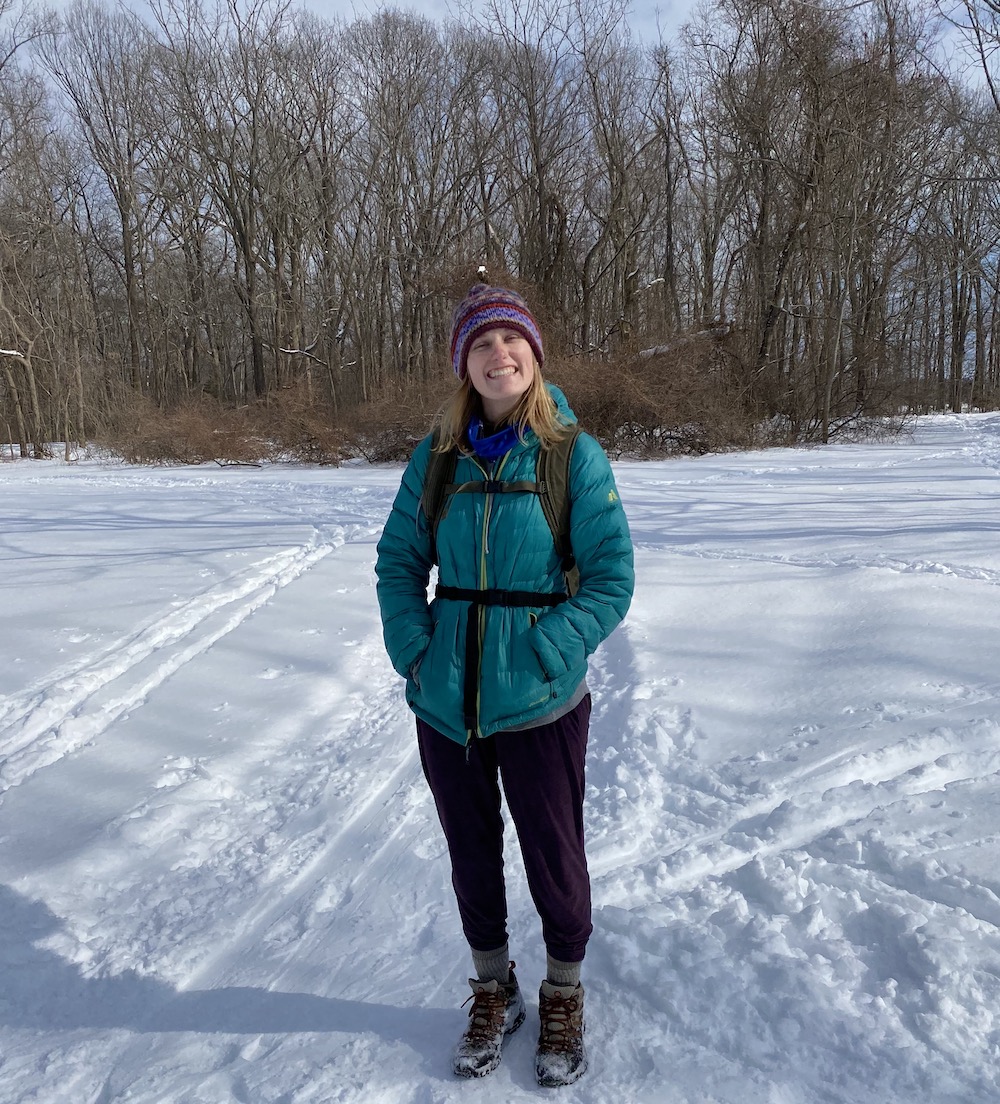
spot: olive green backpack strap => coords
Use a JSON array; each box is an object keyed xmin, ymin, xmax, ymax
[
  {"xmin": 536, "ymin": 425, "xmax": 583, "ymax": 596},
  {"xmin": 418, "ymin": 427, "xmax": 458, "ymax": 566}
]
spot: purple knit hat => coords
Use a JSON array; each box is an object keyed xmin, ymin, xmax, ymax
[{"xmin": 449, "ymin": 285, "xmax": 544, "ymax": 380}]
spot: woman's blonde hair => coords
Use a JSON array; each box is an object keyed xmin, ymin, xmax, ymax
[{"xmin": 434, "ymin": 362, "xmax": 570, "ymax": 453}]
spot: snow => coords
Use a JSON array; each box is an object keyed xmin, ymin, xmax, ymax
[{"xmin": 1, "ymin": 412, "xmax": 1000, "ymax": 1103}]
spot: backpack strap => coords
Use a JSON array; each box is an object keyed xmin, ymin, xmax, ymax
[
  {"xmin": 537, "ymin": 425, "xmax": 583, "ymax": 596},
  {"xmin": 446, "ymin": 478, "xmax": 542, "ymax": 497},
  {"xmin": 419, "ymin": 427, "xmax": 458, "ymax": 567}
]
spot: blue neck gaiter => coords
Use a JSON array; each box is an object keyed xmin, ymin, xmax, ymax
[{"xmin": 468, "ymin": 419, "xmax": 521, "ymax": 462}]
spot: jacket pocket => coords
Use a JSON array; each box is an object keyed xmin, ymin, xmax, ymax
[
  {"xmin": 407, "ymin": 605, "xmax": 463, "ymax": 719},
  {"xmin": 508, "ymin": 616, "xmax": 554, "ymax": 701}
]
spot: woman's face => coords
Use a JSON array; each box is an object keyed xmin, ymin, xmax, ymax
[{"xmin": 465, "ymin": 326, "xmax": 535, "ymax": 422}]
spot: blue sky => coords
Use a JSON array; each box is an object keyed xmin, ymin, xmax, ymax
[{"xmin": 299, "ymin": 0, "xmax": 701, "ymax": 42}]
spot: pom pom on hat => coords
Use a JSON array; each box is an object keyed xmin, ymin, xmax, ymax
[{"xmin": 449, "ymin": 285, "xmax": 544, "ymax": 380}]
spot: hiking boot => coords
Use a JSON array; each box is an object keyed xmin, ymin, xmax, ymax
[
  {"xmin": 452, "ymin": 963, "xmax": 526, "ymax": 1078},
  {"xmin": 535, "ymin": 979, "xmax": 587, "ymax": 1087}
]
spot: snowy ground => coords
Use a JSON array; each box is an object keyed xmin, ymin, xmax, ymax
[{"xmin": 1, "ymin": 412, "xmax": 999, "ymax": 1104}]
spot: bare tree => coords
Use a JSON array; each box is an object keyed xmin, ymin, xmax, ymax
[
  {"xmin": 1, "ymin": 0, "xmax": 997, "ymax": 458},
  {"xmin": 573, "ymin": 1, "xmax": 661, "ymax": 354},
  {"xmin": 41, "ymin": 1, "xmax": 159, "ymax": 392},
  {"xmin": 948, "ymin": 0, "xmax": 1000, "ymax": 110}
]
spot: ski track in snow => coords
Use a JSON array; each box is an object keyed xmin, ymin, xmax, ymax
[
  {"xmin": 86, "ymin": 656, "xmax": 429, "ymax": 1104},
  {"xmin": 582, "ymin": 560, "xmax": 1000, "ymax": 1099},
  {"xmin": 2, "ymin": 414, "xmax": 1000, "ymax": 1103},
  {"xmin": 589, "ymin": 670, "xmax": 1000, "ymax": 889},
  {"xmin": 629, "ymin": 544, "xmax": 1000, "ymax": 586},
  {"xmin": 582, "ymin": 723, "xmax": 1000, "ymax": 1098},
  {"xmin": 577, "ymin": 418, "xmax": 1000, "ymax": 1101},
  {"xmin": 1, "ymin": 483, "xmax": 434, "ymax": 1103},
  {"xmin": 0, "ymin": 526, "xmax": 358, "ymax": 795}
]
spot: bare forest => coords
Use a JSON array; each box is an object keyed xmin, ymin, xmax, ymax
[{"xmin": 1, "ymin": 0, "xmax": 999, "ymax": 462}]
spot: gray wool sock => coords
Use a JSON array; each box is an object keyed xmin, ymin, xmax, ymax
[
  {"xmin": 545, "ymin": 955, "xmax": 582, "ymax": 988},
  {"xmin": 471, "ymin": 943, "xmax": 511, "ymax": 984}
]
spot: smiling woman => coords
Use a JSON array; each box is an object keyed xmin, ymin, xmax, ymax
[{"xmin": 375, "ymin": 281, "xmax": 634, "ymax": 1087}]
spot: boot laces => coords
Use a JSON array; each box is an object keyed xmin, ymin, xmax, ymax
[
  {"xmin": 461, "ymin": 985, "xmax": 506, "ymax": 1043},
  {"xmin": 540, "ymin": 991, "xmax": 581, "ymax": 1053}
]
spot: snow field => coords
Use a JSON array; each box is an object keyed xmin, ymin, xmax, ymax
[{"xmin": 1, "ymin": 414, "xmax": 999, "ymax": 1102}]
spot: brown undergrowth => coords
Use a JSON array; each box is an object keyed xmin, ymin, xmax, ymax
[{"xmin": 95, "ymin": 337, "xmax": 774, "ymax": 466}]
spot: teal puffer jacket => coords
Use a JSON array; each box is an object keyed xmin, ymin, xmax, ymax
[{"xmin": 375, "ymin": 386, "xmax": 633, "ymax": 746}]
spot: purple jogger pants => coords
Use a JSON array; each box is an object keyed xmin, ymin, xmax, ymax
[{"xmin": 416, "ymin": 695, "xmax": 593, "ymax": 963}]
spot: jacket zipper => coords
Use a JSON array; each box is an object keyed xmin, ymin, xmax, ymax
[{"xmin": 466, "ymin": 451, "xmax": 510, "ymax": 744}]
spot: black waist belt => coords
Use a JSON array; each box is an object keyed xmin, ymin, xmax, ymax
[
  {"xmin": 435, "ymin": 584, "xmax": 567, "ymax": 607},
  {"xmin": 434, "ymin": 584, "xmax": 568, "ymax": 730}
]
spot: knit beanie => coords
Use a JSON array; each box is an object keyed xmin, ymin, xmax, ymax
[{"xmin": 449, "ymin": 285, "xmax": 544, "ymax": 380}]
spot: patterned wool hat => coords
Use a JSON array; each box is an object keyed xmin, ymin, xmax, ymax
[{"xmin": 449, "ymin": 285, "xmax": 544, "ymax": 380}]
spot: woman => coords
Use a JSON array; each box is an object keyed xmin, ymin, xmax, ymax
[{"xmin": 375, "ymin": 284, "xmax": 633, "ymax": 1086}]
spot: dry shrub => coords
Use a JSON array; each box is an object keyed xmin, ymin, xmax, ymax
[
  {"xmin": 95, "ymin": 377, "xmax": 454, "ymax": 467},
  {"xmin": 548, "ymin": 332, "xmax": 758, "ymax": 457},
  {"xmin": 264, "ymin": 385, "xmax": 348, "ymax": 464},
  {"xmin": 340, "ymin": 373, "xmax": 456, "ymax": 461},
  {"xmin": 99, "ymin": 395, "xmax": 261, "ymax": 465},
  {"xmin": 94, "ymin": 328, "xmax": 762, "ymax": 467},
  {"xmin": 97, "ymin": 388, "xmax": 346, "ymax": 466}
]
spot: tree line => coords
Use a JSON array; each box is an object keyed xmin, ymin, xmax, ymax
[{"xmin": 1, "ymin": 0, "xmax": 999, "ymax": 459}]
